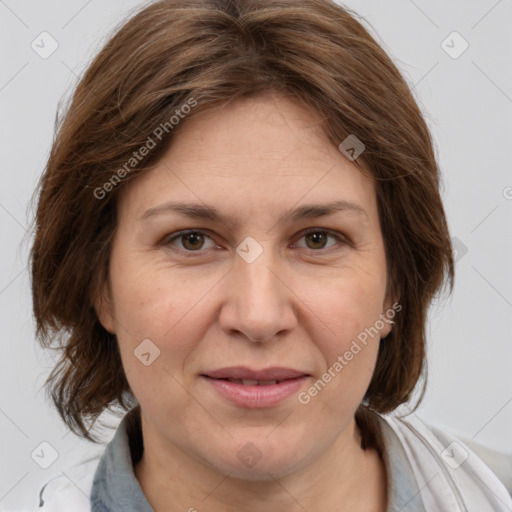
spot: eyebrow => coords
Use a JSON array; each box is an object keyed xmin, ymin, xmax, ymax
[{"xmin": 137, "ymin": 200, "xmax": 368, "ymax": 228}]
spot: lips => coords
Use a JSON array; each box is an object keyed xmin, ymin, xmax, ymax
[
  {"xmin": 201, "ymin": 366, "xmax": 310, "ymax": 406},
  {"xmin": 222, "ymin": 379, "xmax": 280, "ymax": 386},
  {"xmin": 203, "ymin": 366, "xmax": 309, "ymax": 383},
  {"xmin": 202, "ymin": 368, "xmax": 310, "ymax": 408}
]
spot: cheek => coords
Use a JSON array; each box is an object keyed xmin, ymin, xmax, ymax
[
  {"xmin": 109, "ymin": 254, "xmax": 209, "ymax": 336},
  {"xmin": 297, "ymin": 267, "xmax": 386, "ymax": 405},
  {"xmin": 108, "ymin": 263, "xmax": 196, "ymax": 415},
  {"xmin": 108, "ymin": 258, "xmax": 218, "ymax": 384},
  {"xmin": 303, "ymin": 266, "xmax": 386, "ymax": 350}
]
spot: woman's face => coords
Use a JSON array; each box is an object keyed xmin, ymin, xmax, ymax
[{"xmin": 97, "ymin": 93, "xmax": 393, "ymax": 480}]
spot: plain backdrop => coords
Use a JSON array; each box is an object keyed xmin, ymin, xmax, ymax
[{"xmin": 1, "ymin": 0, "xmax": 511, "ymax": 509}]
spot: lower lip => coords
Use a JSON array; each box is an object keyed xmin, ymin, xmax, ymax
[{"xmin": 202, "ymin": 376, "xmax": 309, "ymax": 408}]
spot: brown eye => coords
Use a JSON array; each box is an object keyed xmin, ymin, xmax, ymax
[
  {"xmin": 295, "ymin": 229, "xmax": 345, "ymax": 252},
  {"xmin": 163, "ymin": 228, "xmax": 346, "ymax": 257},
  {"xmin": 165, "ymin": 230, "xmax": 217, "ymax": 255},
  {"xmin": 304, "ymin": 231, "xmax": 329, "ymax": 249},
  {"xmin": 181, "ymin": 232, "xmax": 205, "ymax": 250}
]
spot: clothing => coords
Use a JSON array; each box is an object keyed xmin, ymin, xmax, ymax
[{"xmin": 25, "ymin": 406, "xmax": 512, "ymax": 511}]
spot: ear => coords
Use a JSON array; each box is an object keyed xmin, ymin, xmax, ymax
[
  {"xmin": 380, "ymin": 292, "xmax": 400, "ymax": 339},
  {"xmin": 92, "ymin": 279, "xmax": 116, "ymax": 334}
]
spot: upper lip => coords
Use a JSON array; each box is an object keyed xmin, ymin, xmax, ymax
[{"xmin": 203, "ymin": 366, "xmax": 309, "ymax": 381}]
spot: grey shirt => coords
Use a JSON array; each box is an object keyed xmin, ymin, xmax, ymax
[{"xmin": 90, "ymin": 407, "xmax": 426, "ymax": 511}]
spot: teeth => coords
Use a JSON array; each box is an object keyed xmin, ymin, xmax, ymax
[
  {"xmin": 227, "ymin": 379, "xmax": 279, "ymax": 386},
  {"xmin": 242, "ymin": 379, "xmax": 259, "ymax": 386}
]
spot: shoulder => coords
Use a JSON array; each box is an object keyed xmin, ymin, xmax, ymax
[
  {"xmin": 32, "ymin": 452, "xmax": 103, "ymax": 512},
  {"xmin": 378, "ymin": 406, "xmax": 512, "ymax": 511}
]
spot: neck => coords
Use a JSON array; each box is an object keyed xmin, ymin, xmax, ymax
[{"xmin": 134, "ymin": 416, "xmax": 388, "ymax": 512}]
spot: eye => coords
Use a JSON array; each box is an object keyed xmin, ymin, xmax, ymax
[
  {"xmin": 293, "ymin": 228, "xmax": 346, "ymax": 251},
  {"xmin": 164, "ymin": 230, "xmax": 218, "ymax": 255},
  {"xmin": 162, "ymin": 228, "xmax": 347, "ymax": 257}
]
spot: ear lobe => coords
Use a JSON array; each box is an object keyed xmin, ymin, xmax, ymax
[
  {"xmin": 93, "ymin": 280, "xmax": 116, "ymax": 334},
  {"xmin": 381, "ymin": 294, "xmax": 400, "ymax": 339},
  {"xmin": 380, "ymin": 317, "xmax": 393, "ymax": 340}
]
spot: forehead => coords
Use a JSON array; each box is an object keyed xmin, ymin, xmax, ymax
[
  {"xmin": 117, "ymin": 93, "xmax": 377, "ymax": 224},
  {"xmin": 167, "ymin": 93, "xmax": 338, "ymax": 166}
]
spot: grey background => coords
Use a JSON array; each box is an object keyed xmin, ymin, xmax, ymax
[{"xmin": 1, "ymin": 0, "xmax": 511, "ymax": 509}]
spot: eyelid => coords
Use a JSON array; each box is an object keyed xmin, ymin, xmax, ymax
[
  {"xmin": 292, "ymin": 228, "xmax": 348, "ymax": 250},
  {"xmin": 162, "ymin": 227, "xmax": 348, "ymax": 256},
  {"xmin": 162, "ymin": 229, "xmax": 220, "ymax": 253}
]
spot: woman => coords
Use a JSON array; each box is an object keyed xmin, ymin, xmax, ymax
[{"xmin": 28, "ymin": 0, "xmax": 511, "ymax": 511}]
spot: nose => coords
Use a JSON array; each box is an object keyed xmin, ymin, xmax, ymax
[{"xmin": 218, "ymin": 245, "xmax": 297, "ymax": 343}]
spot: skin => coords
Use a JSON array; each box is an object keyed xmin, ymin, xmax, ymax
[{"xmin": 95, "ymin": 93, "xmax": 394, "ymax": 512}]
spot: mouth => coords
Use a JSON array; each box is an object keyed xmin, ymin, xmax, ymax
[
  {"xmin": 200, "ymin": 367, "xmax": 310, "ymax": 408},
  {"xmin": 202, "ymin": 366, "xmax": 309, "ymax": 381},
  {"xmin": 211, "ymin": 378, "xmax": 289, "ymax": 386}
]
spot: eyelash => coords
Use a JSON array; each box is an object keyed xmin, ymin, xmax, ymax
[{"xmin": 162, "ymin": 228, "xmax": 348, "ymax": 257}]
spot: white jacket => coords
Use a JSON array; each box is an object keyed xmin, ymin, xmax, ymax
[{"xmin": 8, "ymin": 408, "xmax": 512, "ymax": 512}]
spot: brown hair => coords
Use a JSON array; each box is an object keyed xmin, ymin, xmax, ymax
[{"xmin": 30, "ymin": 0, "xmax": 454, "ymax": 446}]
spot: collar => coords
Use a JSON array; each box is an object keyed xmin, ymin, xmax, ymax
[
  {"xmin": 90, "ymin": 406, "xmax": 153, "ymax": 512},
  {"xmin": 89, "ymin": 407, "xmax": 421, "ymax": 512},
  {"xmin": 378, "ymin": 413, "xmax": 427, "ymax": 511}
]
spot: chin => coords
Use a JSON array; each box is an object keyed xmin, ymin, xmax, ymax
[
  {"xmin": 202, "ymin": 434, "xmax": 311, "ymax": 481},
  {"xmin": 216, "ymin": 455, "xmax": 304, "ymax": 482}
]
